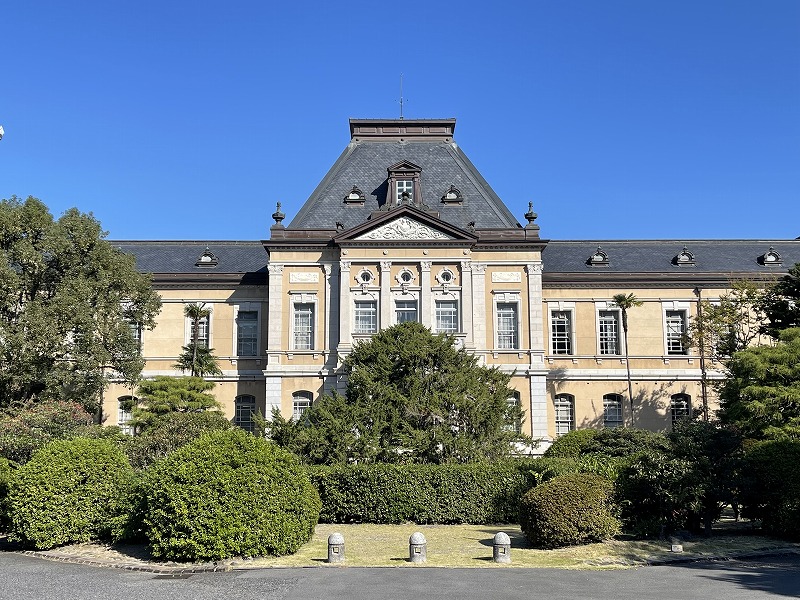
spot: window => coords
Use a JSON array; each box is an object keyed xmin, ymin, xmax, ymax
[
  {"xmin": 129, "ymin": 321, "xmax": 142, "ymax": 351},
  {"xmin": 497, "ymin": 303, "xmax": 519, "ymax": 349},
  {"xmin": 117, "ymin": 397, "xmax": 135, "ymax": 435},
  {"xmin": 436, "ymin": 300, "xmax": 459, "ymax": 333},
  {"xmin": 196, "ymin": 316, "xmax": 209, "ymax": 348},
  {"xmin": 554, "ymin": 394, "xmax": 575, "ymax": 436},
  {"xmin": 603, "ymin": 394, "xmax": 623, "ymax": 428},
  {"xmin": 293, "ymin": 303, "xmax": 314, "ymax": 349},
  {"xmin": 395, "ymin": 300, "xmax": 418, "ymax": 324},
  {"xmin": 236, "ymin": 310, "xmax": 258, "ymax": 356},
  {"xmin": 598, "ymin": 310, "xmax": 620, "ymax": 355},
  {"xmin": 396, "ymin": 179, "xmax": 413, "ymax": 202},
  {"xmin": 666, "ymin": 310, "xmax": 688, "ymax": 355},
  {"xmin": 551, "ymin": 310, "xmax": 573, "ymax": 355},
  {"xmin": 671, "ymin": 394, "xmax": 691, "ymax": 425},
  {"xmin": 234, "ymin": 395, "xmax": 257, "ymax": 433},
  {"xmin": 506, "ymin": 392, "xmax": 522, "ymax": 434},
  {"xmin": 354, "ymin": 300, "xmax": 378, "ymax": 334},
  {"xmin": 293, "ymin": 391, "xmax": 313, "ymax": 421}
]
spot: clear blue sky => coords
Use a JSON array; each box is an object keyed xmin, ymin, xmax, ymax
[{"xmin": 2, "ymin": 1, "xmax": 798, "ymax": 241}]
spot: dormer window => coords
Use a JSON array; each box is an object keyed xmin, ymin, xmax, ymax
[
  {"xmin": 396, "ymin": 180, "xmax": 414, "ymax": 204},
  {"xmin": 587, "ymin": 247, "xmax": 609, "ymax": 267},
  {"xmin": 760, "ymin": 247, "xmax": 783, "ymax": 266},
  {"xmin": 386, "ymin": 161, "xmax": 423, "ymax": 209},
  {"xmin": 195, "ymin": 247, "xmax": 218, "ymax": 268},
  {"xmin": 344, "ymin": 185, "xmax": 366, "ymax": 205},
  {"xmin": 441, "ymin": 185, "xmax": 463, "ymax": 205},
  {"xmin": 673, "ymin": 246, "xmax": 695, "ymax": 266}
]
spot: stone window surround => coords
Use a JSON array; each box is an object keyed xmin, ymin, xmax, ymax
[
  {"xmin": 548, "ymin": 301, "xmax": 576, "ymax": 356},
  {"xmin": 595, "ymin": 301, "xmax": 622, "ymax": 356},
  {"xmin": 290, "ymin": 292, "xmax": 318, "ymax": 351}
]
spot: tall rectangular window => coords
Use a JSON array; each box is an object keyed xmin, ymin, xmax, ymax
[
  {"xmin": 395, "ymin": 300, "xmax": 418, "ymax": 324},
  {"xmin": 497, "ymin": 303, "xmax": 519, "ymax": 349},
  {"xmin": 554, "ymin": 395, "xmax": 575, "ymax": 436},
  {"xmin": 666, "ymin": 310, "xmax": 688, "ymax": 355},
  {"xmin": 128, "ymin": 321, "xmax": 142, "ymax": 351},
  {"xmin": 234, "ymin": 395, "xmax": 257, "ymax": 433},
  {"xmin": 436, "ymin": 300, "xmax": 459, "ymax": 333},
  {"xmin": 236, "ymin": 310, "xmax": 258, "ymax": 356},
  {"xmin": 598, "ymin": 310, "xmax": 620, "ymax": 355},
  {"xmin": 293, "ymin": 303, "xmax": 314, "ymax": 350},
  {"xmin": 117, "ymin": 399, "xmax": 134, "ymax": 436},
  {"xmin": 196, "ymin": 316, "xmax": 209, "ymax": 348},
  {"xmin": 354, "ymin": 300, "xmax": 378, "ymax": 334},
  {"xmin": 293, "ymin": 392, "xmax": 312, "ymax": 421},
  {"xmin": 603, "ymin": 394, "xmax": 623, "ymax": 428},
  {"xmin": 551, "ymin": 311, "xmax": 573, "ymax": 355},
  {"xmin": 671, "ymin": 394, "xmax": 691, "ymax": 425}
]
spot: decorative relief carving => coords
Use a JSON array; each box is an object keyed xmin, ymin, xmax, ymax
[
  {"xmin": 323, "ymin": 264, "xmax": 333, "ymax": 276},
  {"xmin": 290, "ymin": 272, "xmax": 320, "ymax": 283},
  {"xmin": 355, "ymin": 217, "xmax": 453, "ymax": 241},
  {"xmin": 380, "ymin": 260, "xmax": 392, "ymax": 271},
  {"xmin": 420, "ymin": 261, "xmax": 432, "ymax": 271},
  {"xmin": 339, "ymin": 260, "xmax": 352, "ymax": 271},
  {"xmin": 267, "ymin": 264, "xmax": 284, "ymax": 275},
  {"xmin": 460, "ymin": 259, "xmax": 472, "ymax": 270},
  {"xmin": 471, "ymin": 262, "xmax": 487, "ymax": 274},
  {"xmin": 525, "ymin": 263, "xmax": 543, "ymax": 273},
  {"xmin": 491, "ymin": 272, "xmax": 522, "ymax": 283}
]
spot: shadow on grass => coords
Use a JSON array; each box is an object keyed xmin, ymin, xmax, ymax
[{"xmin": 476, "ymin": 528, "xmax": 531, "ymax": 549}]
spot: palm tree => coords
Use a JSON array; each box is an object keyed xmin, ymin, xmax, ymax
[
  {"xmin": 183, "ymin": 303, "xmax": 212, "ymax": 377},
  {"xmin": 612, "ymin": 293, "xmax": 643, "ymax": 411}
]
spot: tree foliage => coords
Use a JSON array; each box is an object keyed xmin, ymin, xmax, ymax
[
  {"xmin": 0, "ymin": 196, "xmax": 161, "ymax": 412},
  {"xmin": 269, "ymin": 322, "xmax": 527, "ymax": 464},
  {"xmin": 173, "ymin": 303, "xmax": 221, "ymax": 377},
  {"xmin": 759, "ymin": 263, "xmax": 800, "ymax": 340},
  {"xmin": 611, "ymin": 293, "xmax": 642, "ymax": 409},
  {"xmin": 717, "ymin": 327, "xmax": 800, "ymax": 440},
  {"xmin": 126, "ymin": 376, "xmax": 221, "ymax": 432}
]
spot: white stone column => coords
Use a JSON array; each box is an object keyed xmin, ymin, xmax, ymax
[
  {"xmin": 265, "ymin": 376, "xmax": 283, "ymax": 417},
  {"xmin": 380, "ymin": 260, "xmax": 392, "ymax": 330},
  {"xmin": 337, "ymin": 261, "xmax": 352, "ymax": 353},
  {"xmin": 267, "ymin": 264, "xmax": 284, "ymax": 363},
  {"xmin": 420, "ymin": 261, "xmax": 432, "ymax": 328},
  {"xmin": 324, "ymin": 263, "xmax": 338, "ymax": 353},
  {"xmin": 471, "ymin": 263, "xmax": 487, "ymax": 349},
  {"xmin": 460, "ymin": 259, "xmax": 473, "ymax": 347},
  {"xmin": 525, "ymin": 262, "xmax": 545, "ymax": 364},
  {"xmin": 529, "ymin": 373, "xmax": 550, "ymax": 448}
]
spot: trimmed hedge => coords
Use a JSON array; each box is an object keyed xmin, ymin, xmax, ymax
[
  {"xmin": 543, "ymin": 429, "xmax": 599, "ymax": 458},
  {"xmin": 0, "ymin": 457, "xmax": 13, "ymax": 532},
  {"xmin": 7, "ymin": 437, "xmax": 135, "ymax": 549},
  {"xmin": 741, "ymin": 439, "xmax": 800, "ymax": 540},
  {"xmin": 143, "ymin": 429, "xmax": 321, "ymax": 561},
  {"xmin": 519, "ymin": 472, "xmax": 620, "ymax": 548},
  {"xmin": 307, "ymin": 459, "xmax": 585, "ymax": 524}
]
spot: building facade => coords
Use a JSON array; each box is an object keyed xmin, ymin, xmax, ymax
[{"xmin": 107, "ymin": 118, "xmax": 800, "ymax": 451}]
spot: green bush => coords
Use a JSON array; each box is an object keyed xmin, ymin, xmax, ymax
[
  {"xmin": 741, "ymin": 439, "xmax": 800, "ymax": 540},
  {"xmin": 309, "ymin": 461, "xmax": 541, "ymax": 524},
  {"xmin": 584, "ymin": 428, "xmax": 669, "ymax": 458},
  {"xmin": 0, "ymin": 400, "xmax": 94, "ymax": 464},
  {"xmin": 543, "ymin": 429, "xmax": 599, "ymax": 458},
  {"xmin": 7, "ymin": 437, "xmax": 135, "ymax": 549},
  {"xmin": 143, "ymin": 429, "xmax": 321, "ymax": 561},
  {"xmin": 519, "ymin": 473, "xmax": 620, "ymax": 548},
  {"xmin": 124, "ymin": 410, "xmax": 233, "ymax": 469},
  {"xmin": 0, "ymin": 457, "xmax": 14, "ymax": 532}
]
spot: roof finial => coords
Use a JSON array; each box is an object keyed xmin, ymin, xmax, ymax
[
  {"xmin": 399, "ymin": 73, "xmax": 405, "ymax": 120},
  {"xmin": 272, "ymin": 202, "xmax": 285, "ymax": 226}
]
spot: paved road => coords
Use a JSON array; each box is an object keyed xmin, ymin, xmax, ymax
[{"xmin": 1, "ymin": 553, "xmax": 798, "ymax": 600}]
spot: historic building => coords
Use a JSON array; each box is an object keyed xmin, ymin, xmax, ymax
[{"xmin": 107, "ymin": 118, "xmax": 800, "ymax": 452}]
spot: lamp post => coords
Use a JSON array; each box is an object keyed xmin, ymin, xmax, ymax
[{"xmin": 693, "ymin": 287, "xmax": 709, "ymax": 421}]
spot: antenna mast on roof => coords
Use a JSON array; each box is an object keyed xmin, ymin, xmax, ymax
[{"xmin": 399, "ymin": 73, "xmax": 404, "ymax": 119}]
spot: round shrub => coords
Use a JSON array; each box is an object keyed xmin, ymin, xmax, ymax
[
  {"xmin": 543, "ymin": 429, "xmax": 599, "ymax": 458},
  {"xmin": 519, "ymin": 473, "xmax": 620, "ymax": 548},
  {"xmin": 143, "ymin": 428, "xmax": 321, "ymax": 561},
  {"xmin": 124, "ymin": 410, "xmax": 233, "ymax": 469},
  {"xmin": 8, "ymin": 437, "xmax": 135, "ymax": 549}
]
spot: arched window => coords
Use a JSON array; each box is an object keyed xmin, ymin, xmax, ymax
[
  {"xmin": 506, "ymin": 391, "xmax": 522, "ymax": 434},
  {"xmin": 117, "ymin": 396, "xmax": 136, "ymax": 436},
  {"xmin": 293, "ymin": 391, "xmax": 313, "ymax": 421},
  {"xmin": 554, "ymin": 394, "xmax": 575, "ymax": 437},
  {"xmin": 603, "ymin": 394, "xmax": 623, "ymax": 429},
  {"xmin": 670, "ymin": 394, "xmax": 691, "ymax": 426},
  {"xmin": 234, "ymin": 395, "xmax": 257, "ymax": 433}
]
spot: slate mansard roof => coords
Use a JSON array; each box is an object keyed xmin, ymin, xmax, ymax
[{"xmin": 288, "ymin": 119, "xmax": 520, "ymax": 232}]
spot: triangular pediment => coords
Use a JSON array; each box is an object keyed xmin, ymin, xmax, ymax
[
  {"xmin": 334, "ymin": 206, "xmax": 477, "ymax": 243},
  {"xmin": 388, "ymin": 160, "xmax": 421, "ymax": 173}
]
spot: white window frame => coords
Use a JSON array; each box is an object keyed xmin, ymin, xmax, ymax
[
  {"xmin": 184, "ymin": 304, "xmax": 213, "ymax": 348},
  {"xmin": 290, "ymin": 293, "xmax": 317, "ymax": 351},
  {"xmin": 554, "ymin": 394, "xmax": 575, "ymax": 436},
  {"xmin": 603, "ymin": 393, "xmax": 624, "ymax": 428},
  {"xmin": 670, "ymin": 393, "xmax": 692, "ymax": 425},
  {"xmin": 494, "ymin": 292, "xmax": 521, "ymax": 350},
  {"xmin": 506, "ymin": 391, "xmax": 522, "ymax": 434},
  {"xmin": 595, "ymin": 302, "xmax": 622, "ymax": 355},
  {"xmin": 548, "ymin": 302, "xmax": 576, "ymax": 356},
  {"xmin": 233, "ymin": 303, "xmax": 260, "ymax": 357},
  {"xmin": 354, "ymin": 295, "xmax": 378, "ymax": 334},
  {"xmin": 117, "ymin": 397, "xmax": 135, "ymax": 436},
  {"xmin": 292, "ymin": 391, "xmax": 313, "ymax": 421},
  {"xmin": 435, "ymin": 298, "xmax": 459, "ymax": 334},
  {"xmin": 396, "ymin": 179, "xmax": 414, "ymax": 203},
  {"xmin": 234, "ymin": 394, "xmax": 257, "ymax": 433},
  {"xmin": 662, "ymin": 301, "xmax": 690, "ymax": 356},
  {"xmin": 394, "ymin": 298, "xmax": 418, "ymax": 324}
]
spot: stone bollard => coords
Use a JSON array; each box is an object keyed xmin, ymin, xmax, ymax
[
  {"xmin": 409, "ymin": 532, "xmax": 427, "ymax": 563},
  {"xmin": 327, "ymin": 532, "xmax": 345, "ymax": 563},
  {"xmin": 493, "ymin": 531, "xmax": 511, "ymax": 563}
]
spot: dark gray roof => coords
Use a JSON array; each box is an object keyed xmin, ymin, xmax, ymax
[
  {"xmin": 113, "ymin": 241, "xmax": 267, "ymax": 274},
  {"xmin": 543, "ymin": 240, "xmax": 800, "ymax": 274},
  {"xmin": 288, "ymin": 140, "xmax": 520, "ymax": 231}
]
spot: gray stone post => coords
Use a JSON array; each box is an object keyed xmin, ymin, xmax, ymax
[
  {"xmin": 493, "ymin": 531, "xmax": 511, "ymax": 563},
  {"xmin": 327, "ymin": 532, "xmax": 345, "ymax": 563},
  {"xmin": 409, "ymin": 532, "xmax": 427, "ymax": 563}
]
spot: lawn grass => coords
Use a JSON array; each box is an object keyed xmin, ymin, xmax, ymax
[{"xmin": 236, "ymin": 524, "xmax": 796, "ymax": 570}]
